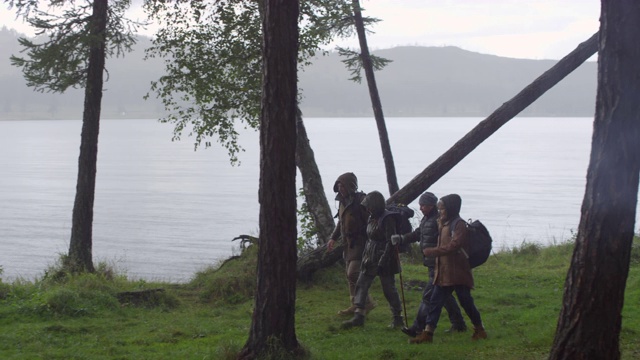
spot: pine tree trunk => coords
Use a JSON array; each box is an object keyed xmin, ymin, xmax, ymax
[
  {"xmin": 296, "ymin": 108, "xmax": 335, "ymax": 244},
  {"xmin": 239, "ymin": 0, "xmax": 301, "ymax": 358},
  {"xmin": 66, "ymin": 0, "xmax": 108, "ymax": 273},
  {"xmin": 351, "ymin": 0, "xmax": 399, "ymax": 195},
  {"xmin": 387, "ymin": 33, "xmax": 598, "ymax": 206},
  {"xmin": 549, "ymin": 2, "xmax": 640, "ymax": 359}
]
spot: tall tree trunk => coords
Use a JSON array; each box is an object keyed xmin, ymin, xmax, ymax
[
  {"xmin": 297, "ymin": 34, "xmax": 598, "ymax": 280},
  {"xmin": 351, "ymin": 0, "xmax": 399, "ymax": 195},
  {"xmin": 239, "ymin": 0, "xmax": 300, "ymax": 358},
  {"xmin": 66, "ymin": 0, "xmax": 108, "ymax": 273},
  {"xmin": 296, "ymin": 108, "xmax": 335, "ymax": 245},
  {"xmin": 549, "ymin": 2, "xmax": 640, "ymax": 359},
  {"xmin": 387, "ymin": 33, "xmax": 598, "ymax": 206}
]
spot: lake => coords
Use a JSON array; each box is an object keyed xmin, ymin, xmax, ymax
[{"xmin": 1, "ymin": 117, "xmax": 637, "ymax": 282}]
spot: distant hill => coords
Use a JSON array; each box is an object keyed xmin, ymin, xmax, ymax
[{"xmin": 0, "ymin": 27, "xmax": 597, "ymax": 120}]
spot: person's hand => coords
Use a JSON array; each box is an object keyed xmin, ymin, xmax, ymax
[
  {"xmin": 391, "ymin": 234, "xmax": 402, "ymax": 245},
  {"xmin": 423, "ymin": 248, "xmax": 432, "ymax": 257},
  {"xmin": 326, "ymin": 239, "xmax": 336, "ymax": 252}
]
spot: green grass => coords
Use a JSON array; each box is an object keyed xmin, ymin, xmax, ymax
[{"xmin": 1, "ymin": 239, "xmax": 639, "ymax": 360}]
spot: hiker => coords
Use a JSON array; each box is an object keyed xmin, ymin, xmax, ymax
[
  {"xmin": 390, "ymin": 192, "xmax": 468, "ymax": 338},
  {"xmin": 408, "ymin": 194, "xmax": 487, "ymax": 344},
  {"xmin": 327, "ymin": 172, "xmax": 375, "ymax": 315},
  {"xmin": 342, "ymin": 190, "xmax": 404, "ymax": 329}
]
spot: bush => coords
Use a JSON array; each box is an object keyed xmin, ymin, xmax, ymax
[{"xmin": 190, "ymin": 245, "xmax": 258, "ymax": 304}]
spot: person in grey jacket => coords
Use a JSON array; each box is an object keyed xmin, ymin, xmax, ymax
[
  {"xmin": 341, "ymin": 191, "xmax": 404, "ymax": 329},
  {"xmin": 391, "ymin": 192, "xmax": 468, "ymax": 337}
]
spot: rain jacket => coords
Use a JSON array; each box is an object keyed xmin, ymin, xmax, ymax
[
  {"xmin": 424, "ymin": 194, "xmax": 474, "ymax": 289},
  {"xmin": 360, "ymin": 191, "xmax": 401, "ymax": 276},
  {"xmin": 330, "ymin": 172, "xmax": 368, "ymax": 262}
]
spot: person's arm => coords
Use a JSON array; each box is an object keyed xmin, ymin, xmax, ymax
[
  {"xmin": 391, "ymin": 223, "xmax": 419, "ymax": 245},
  {"xmin": 327, "ymin": 220, "xmax": 341, "ymax": 252},
  {"xmin": 423, "ymin": 221, "xmax": 467, "ymax": 258}
]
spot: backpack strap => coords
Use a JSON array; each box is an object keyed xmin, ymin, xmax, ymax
[{"xmin": 449, "ymin": 216, "xmax": 464, "ymax": 237}]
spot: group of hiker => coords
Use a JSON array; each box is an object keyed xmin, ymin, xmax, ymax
[{"xmin": 327, "ymin": 172, "xmax": 487, "ymax": 344}]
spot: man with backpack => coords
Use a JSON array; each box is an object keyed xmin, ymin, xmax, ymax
[
  {"xmin": 408, "ymin": 194, "xmax": 487, "ymax": 344},
  {"xmin": 390, "ymin": 192, "xmax": 468, "ymax": 338},
  {"xmin": 327, "ymin": 172, "xmax": 375, "ymax": 316}
]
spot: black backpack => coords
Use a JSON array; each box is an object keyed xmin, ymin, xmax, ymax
[
  {"xmin": 380, "ymin": 203, "xmax": 415, "ymax": 253},
  {"xmin": 450, "ymin": 218, "xmax": 493, "ymax": 268}
]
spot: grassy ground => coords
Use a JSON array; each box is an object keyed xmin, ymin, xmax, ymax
[{"xmin": 1, "ymin": 239, "xmax": 639, "ymax": 360}]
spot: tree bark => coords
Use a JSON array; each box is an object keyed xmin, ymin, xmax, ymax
[
  {"xmin": 296, "ymin": 33, "xmax": 598, "ymax": 280},
  {"xmin": 549, "ymin": 2, "xmax": 640, "ymax": 359},
  {"xmin": 295, "ymin": 108, "xmax": 335, "ymax": 245},
  {"xmin": 351, "ymin": 0, "xmax": 399, "ymax": 195},
  {"xmin": 239, "ymin": 0, "xmax": 301, "ymax": 358},
  {"xmin": 387, "ymin": 33, "xmax": 598, "ymax": 206},
  {"xmin": 66, "ymin": 0, "xmax": 108, "ymax": 273}
]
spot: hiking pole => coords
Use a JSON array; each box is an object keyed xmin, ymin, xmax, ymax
[{"xmin": 394, "ymin": 244, "xmax": 408, "ymax": 327}]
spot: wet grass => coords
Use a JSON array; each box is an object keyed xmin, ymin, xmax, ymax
[{"xmin": 1, "ymin": 239, "xmax": 639, "ymax": 359}]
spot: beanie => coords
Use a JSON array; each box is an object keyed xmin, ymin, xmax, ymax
[{"xmin": 418, "ymin": 192, "xmax": 438, "ymax": 206}]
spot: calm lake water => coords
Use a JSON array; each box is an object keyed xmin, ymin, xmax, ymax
[{"xmin": 1, "ymin": 117, "xmax": 638, "ymax": 282}]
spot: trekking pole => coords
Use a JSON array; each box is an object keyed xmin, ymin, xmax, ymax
[{"xmin": 394, "ymin": 244, "xmax": 408, "ymax": 327}]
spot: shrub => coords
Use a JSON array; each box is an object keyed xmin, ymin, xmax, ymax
[{"xmin": 191, "ymin": 245, "xmax": 258, "ymax": 304}]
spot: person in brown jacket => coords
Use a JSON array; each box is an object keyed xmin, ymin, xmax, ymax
[
  {"xmin": 409, "ymin": 193, "xmax": 487, "ymax": 344},
  {"xmin": 327, "ymin": 172, "xmax": 375, "ymax": 315}
]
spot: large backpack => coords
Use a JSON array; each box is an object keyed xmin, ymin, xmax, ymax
[
  {"xmin": 380, "ymin": 203, "xmax": 415, "ymax": 253},
  {"xmin": 450, "ymin": 218, "xmax": 493, "ymax": 268}
]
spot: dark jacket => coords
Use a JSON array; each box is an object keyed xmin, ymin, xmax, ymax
[
  {"xmin": 362, "ymin": 213, "xmax": 400, "ymax": 276},
  {"xmin": 400, "ymin": 207, "xmax": 439, "ymax": 267},
  {"xmin": 330, "ymin": 173, "xmax": 368, "ymax": 262},
  {"xmin": 360, "ymin": 191, "xmax": 401, "ymax": 276}
]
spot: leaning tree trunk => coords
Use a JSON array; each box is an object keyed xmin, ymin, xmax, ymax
[
  {"xmin": 549, "ymin": 2, "xmax": 640, "ymax": 359},
  {"xmin": 66, "ymin": 0, "xmax": 108, "ymax": 273},
  {"xmin": 239, "ymin": 0, "xmax": 300, "ymax": 358},
  {"xmin": 352, "ymin": 0, "xmax": 399, "ymax": 195},
  {"xmin": 296, "ymin": 108, "xmax": 335, "ymax": 244},
  {"xmin": 387, "ymin": 33, "xmax": 598, "ymax": 206},
  {"xmin": 296, "ymin": 33, "xmax": 598, "ymax": 280}
]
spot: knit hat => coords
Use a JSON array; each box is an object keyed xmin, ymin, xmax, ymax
[{"xmin": 418, "ymin": 192, "xmax": 438, "ymax": 206}]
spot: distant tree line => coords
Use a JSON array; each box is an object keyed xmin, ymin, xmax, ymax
[{"xmin": 0, "ymin": 27, "xmax": 597, "ymax": 120}]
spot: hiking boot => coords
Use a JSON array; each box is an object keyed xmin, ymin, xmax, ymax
[
  {"xmin": 445, "ymin": 324, "xmax": 468, "ymax": 333},
  {"xmin": 388, "ymin": 315, "xmax": 404, "ymax": 329},
  {"xmin": 471, "ymin": 326, "xmax": 487, "ymax": 340},
  {"xmin": 338, "ymin": 304, "xmax": 356, "ymax": 316},
  {"xmin": 341, "ymin": 312, "xmax": 365, "ymax": 329},
  {"xmin": 408, "ymin": 330, "xmax": 433, "ymax": 344},
  {"xmin": 401, "ymin": 326, "xmax": 418, "ymax": 338}
]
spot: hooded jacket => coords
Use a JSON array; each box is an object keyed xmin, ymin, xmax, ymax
[
  {"xmin": 424, "ymin": 194, "xmax": 474, "ymax": 289},
  {"xmin": 329, "ymin": 172, "xmax": 368, "ymax": 262},
  {"xmin": 360, "ymin": 191, "xmax": 401, "ymax": 276}
]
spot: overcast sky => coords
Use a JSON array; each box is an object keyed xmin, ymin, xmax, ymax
[{"xmin": 1, "ymin": 0, "xmax": 601, "ymax": 60}]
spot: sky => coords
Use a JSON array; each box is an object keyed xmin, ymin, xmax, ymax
[{"xmin": 0, "ymin": 0, "xmax": 601, "ymax": 60}]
